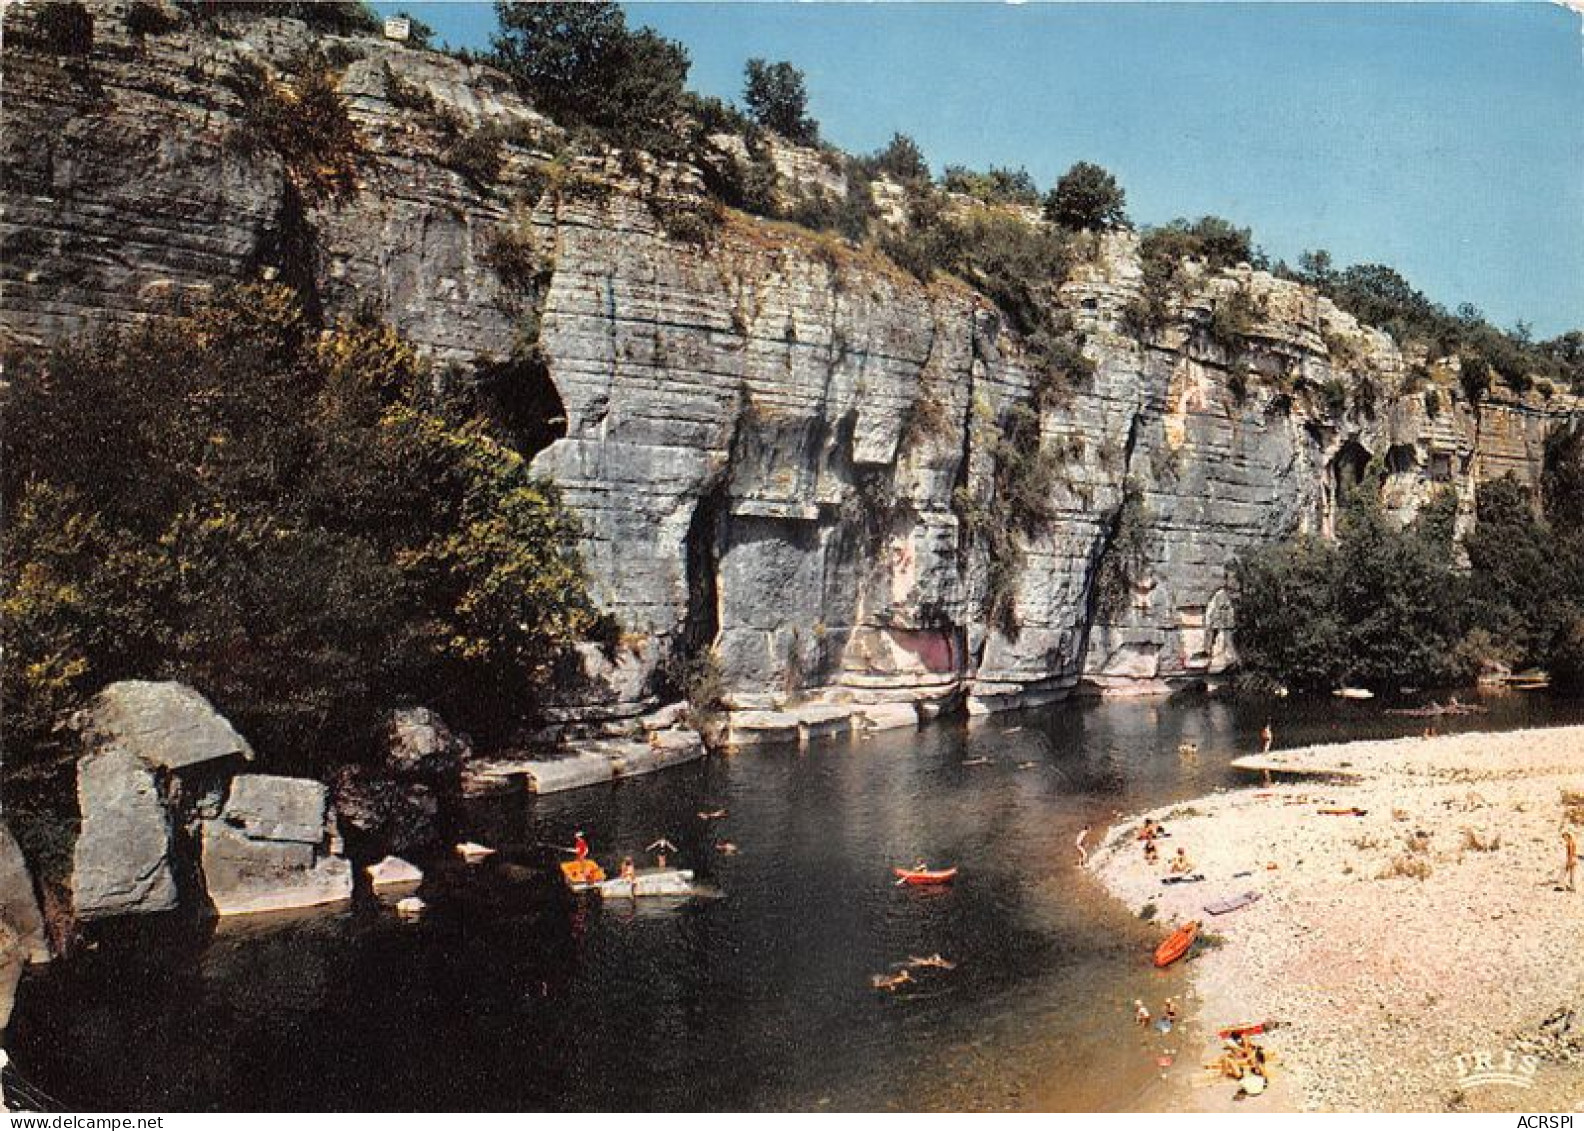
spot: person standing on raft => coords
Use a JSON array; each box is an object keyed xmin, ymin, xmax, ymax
[{"xmin": 573, "ymin": 830, "xmax": 591, "ymax": 860}]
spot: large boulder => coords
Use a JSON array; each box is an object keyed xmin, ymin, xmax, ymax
[
  {"xmin": 70, "ymin": 747, "xmax": 178, "ymax": 920},
  {"xmin": 78, "ymin": 681, "xmax": 253, "ymax": 771},
  {"xmin": 200, "ymin": 774, "xmax": 351, "ymax": 917},
  {"xmin": 68, "ymin": 680, "xmax": 256, "ymax": 921},
  {"xmin": 384, "ymin": 707, "xmax": 469, "ymax": 780},
  {"xmin": 0, "ymin": 820, "xmax": 49, "ymax": 963}
]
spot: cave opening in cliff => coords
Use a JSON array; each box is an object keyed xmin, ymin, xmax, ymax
[
  {"xmin": 1331, "ymin": 440, "xmax": 1373, "ymax": 500},
  {"xmin": 466, "ymin": 353, "xmax": 567, "ymax": 460},
  {"xmin": 680, "ymin": 477, "xmax": 726, "ymax": 666}
]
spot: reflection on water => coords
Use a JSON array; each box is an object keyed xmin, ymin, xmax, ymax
[{"xmin": 13, "ymin": 691, "xmax": 1582, "ymax": 1111}]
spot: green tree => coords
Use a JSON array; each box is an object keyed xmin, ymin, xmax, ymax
[
  {"xmin": 1, "ymin": 287, "xmax": 604, "ymax": 780},
  {"xmin": 872, "ymin": 132, "xmax": 928, "ymax": 182},
  {"xmin": 1463, "ymin": 475, "xmax": 1563, "ymax": 667},
  {"xmin": 742, "ymin": 58, "xmax": 818, "ymax": 144},
  {"xmin": 1232, "ymin": 536, "xmax": 1345, "ymax": 691},
  {"xmin": 1046, "ymin": 162, "xmax": 1128, "ymax": 231},
  {"xmin": 489, "ymin": 1, "xmax": 689, "ymax": 149}
]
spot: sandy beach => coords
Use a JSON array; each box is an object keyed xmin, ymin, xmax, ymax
[{"xmin": 1093, "ymin": 724, "xmax": 1584, "ymax": 1113}]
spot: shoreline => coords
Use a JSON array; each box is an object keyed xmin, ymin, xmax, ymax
[{"xmin": 1091, "ymin": 724, "xmax": 1584, "ymax": 1112}]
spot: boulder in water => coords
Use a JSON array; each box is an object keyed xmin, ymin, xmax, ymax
[
  {"xmin": 366, "ymin": 855, "xmax": 423, "ymax": 890},
  {"xmin": 200, "ymin": 774, "xmax": 351, "ymax": 916},
  {"xmin": 71, "ymin": 746, "xmax": 179, "ymax": 921}
]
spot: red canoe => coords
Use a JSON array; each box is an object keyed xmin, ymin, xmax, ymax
[
  {"xmin": 1153, "ymin": 920, "xmax": 1200, "ymax": 968},
  {"xmin": 893, "ymin": 866, "xmax": 958, "ymax": 886},
  {"xmin": 1218, "ymin": 1020, "xmax": 1271, "ymax": 1040}
]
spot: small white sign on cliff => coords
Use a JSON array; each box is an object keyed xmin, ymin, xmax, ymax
[{"xmin": 383, "ymin": 16, "xmax": 411, "ymax": 42}]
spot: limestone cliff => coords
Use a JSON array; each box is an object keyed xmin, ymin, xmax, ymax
[{"xmin": 5, "ymin": 11, "xmax": 1578, "ymax": 739}]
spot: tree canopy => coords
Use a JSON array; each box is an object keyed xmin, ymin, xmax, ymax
[
  {"xmin": 1, "ymin": 286, "xmax": 608, "ymax": 779},
  {"xmin": 1045, "ymin": 161, "xmax": 1128, "ymax": 231},
  {"xmin": 742, "ymin": 58, "xmax": 819, "ymax": 144},
  {"xmin": 489, "ymin": 1, "xmax": 690, "ymax": 150}
]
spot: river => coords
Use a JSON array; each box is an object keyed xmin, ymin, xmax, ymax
[{"xmin": 12, "ymin": 690, "xmax": 1583, "ymax": 1111}]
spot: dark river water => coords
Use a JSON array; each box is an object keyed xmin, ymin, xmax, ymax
[{"xmin": 12, "ymin": 690, "xmax": 1584, "ymax": 1111}]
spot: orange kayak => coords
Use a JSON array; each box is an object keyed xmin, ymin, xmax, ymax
[
  {"xmin": 1154, "ymin": 920, "xmax": 1199, "ymax": 968},
  {"xmin": 1218, "ymin": 1020, "xmax": 1271, "ymax": 1040},
  {"xmin": 893, "ymin": 866, "xmax": 958, "ymax": 886}
]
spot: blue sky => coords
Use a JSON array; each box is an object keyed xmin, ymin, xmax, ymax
[{"xmin": 372, "ymin": 2, "xmax": 1584, "ymax": 337}]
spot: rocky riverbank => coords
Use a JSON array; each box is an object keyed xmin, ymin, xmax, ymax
[{"xmin": 1092, "ymin": 724, "xmax": 1584, "ymax": 1112}]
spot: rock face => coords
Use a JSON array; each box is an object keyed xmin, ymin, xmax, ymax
[
  {"xmin": 6, "ymin": 12, "xmax": 1581, "ymax": 734},
  {"xmin": 200, "ymin": 775, "xmax": 351, "ymax": 916},
  {"xmin": 71, "ymin": 746, "xmax": 179, "ymax": 920},
  {"xmin": 0, "ymin": 821, "xmax": 50, "ymax": 963}
]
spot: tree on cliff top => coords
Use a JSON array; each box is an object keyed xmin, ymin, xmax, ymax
[
  {"xmin": 743, "ymin": 58, "xmax": 819, "ymax": 144},
  {"xmin": 489, "ymin": 1, "xmax": 690, "ymax": 150},
  {"xmin": 872, "ymin": 133, "xmax": 929, "ymax": 183},
  {"xmin": 1046, "ymin": 161, "xmax": 1128, "ymax": 232}
]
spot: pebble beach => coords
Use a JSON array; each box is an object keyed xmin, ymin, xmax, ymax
[{"xmin": 1093, "ymin": 724, "xmax": 1584, "ymax": 1113}]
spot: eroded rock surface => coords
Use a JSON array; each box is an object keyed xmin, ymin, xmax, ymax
[{"xmin": 6, "ymin": 10, "xmax": 1580, "ymax": 738}]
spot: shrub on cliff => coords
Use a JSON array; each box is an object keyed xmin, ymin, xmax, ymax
[
  {"xmin": 941, "ymin": 165, "xmax": 1041, "ymax": 208},
  {"xmin": 1, "ymin": 286, "xmax": 605, "ymax": 782},
  {"xmin": 226, "ymin": 60, "xmax": 361, "ymax": 201},
  {"xmin": 442, "ymin": 125, "xmax": 506, "ymax": 188},
  {"xmin": 178, "ymin": 1, "xmax": 380, "ymax": 35},
  {"xmin": 1045, "ymin": 162, "xmax": 1128, "ymax": 232},
  {"xmin": 872, "ymin": 133, "xmax": 929, "ymax": 183}
]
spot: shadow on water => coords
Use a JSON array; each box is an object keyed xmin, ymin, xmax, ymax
[{"xmin": 12, "ymin": 691, "xmax": 1583, "ymax": 1110}]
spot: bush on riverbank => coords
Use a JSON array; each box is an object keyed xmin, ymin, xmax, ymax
[
  {"xmin": 1233, "ymin": 454, "xmax": 1584, "ymax": 695},
  {"xmin": 1, "ymin": 285, "xmax": 608, "ymax": 798}
]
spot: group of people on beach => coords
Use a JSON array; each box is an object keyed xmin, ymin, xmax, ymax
[
  {"xmin": 1134, "ymin": 817, "xmax": 1193, "ymax": 874},
  {"xmin": 1213, "ymin": 1032, "xmax": 1273, "ymax": 1096}
]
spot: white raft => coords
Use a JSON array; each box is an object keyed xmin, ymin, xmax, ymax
[{"xmin": 596, "ymin": 868, "xmax": 695, "ymax": 900}]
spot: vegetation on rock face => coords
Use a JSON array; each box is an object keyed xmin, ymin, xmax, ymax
[
  {"xmin": 22, "ymin": 1, "xmax": 96, "ymax": 54},
  {"xmin": 871, "ymin": 133, "xmax": 929, "ymax": 183},
  {"xmin": 941, "ymin": 165, "xmax": 1041, "ymax": 208},
  {"xmin": 225, "ymin": 58, "xmax": 361, "ymax": 201},
  {"xmin": 1234, "ymin": 452, "xmax": 1584, "ymax": 694},
  {"xmin": 177, "ymin": 1, "xmax": 382, "ymax": 36},
  {"xmin": 1095, "ymin": 479, "xmax": 1152, "ymax": 617},
  {"xmin": 1281, "ymin": 253, "xmax": 1582, "ymax": 395},
  {"xmin": 1, "ymin": 287, "xmax": 607, "ymax": 792}
]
